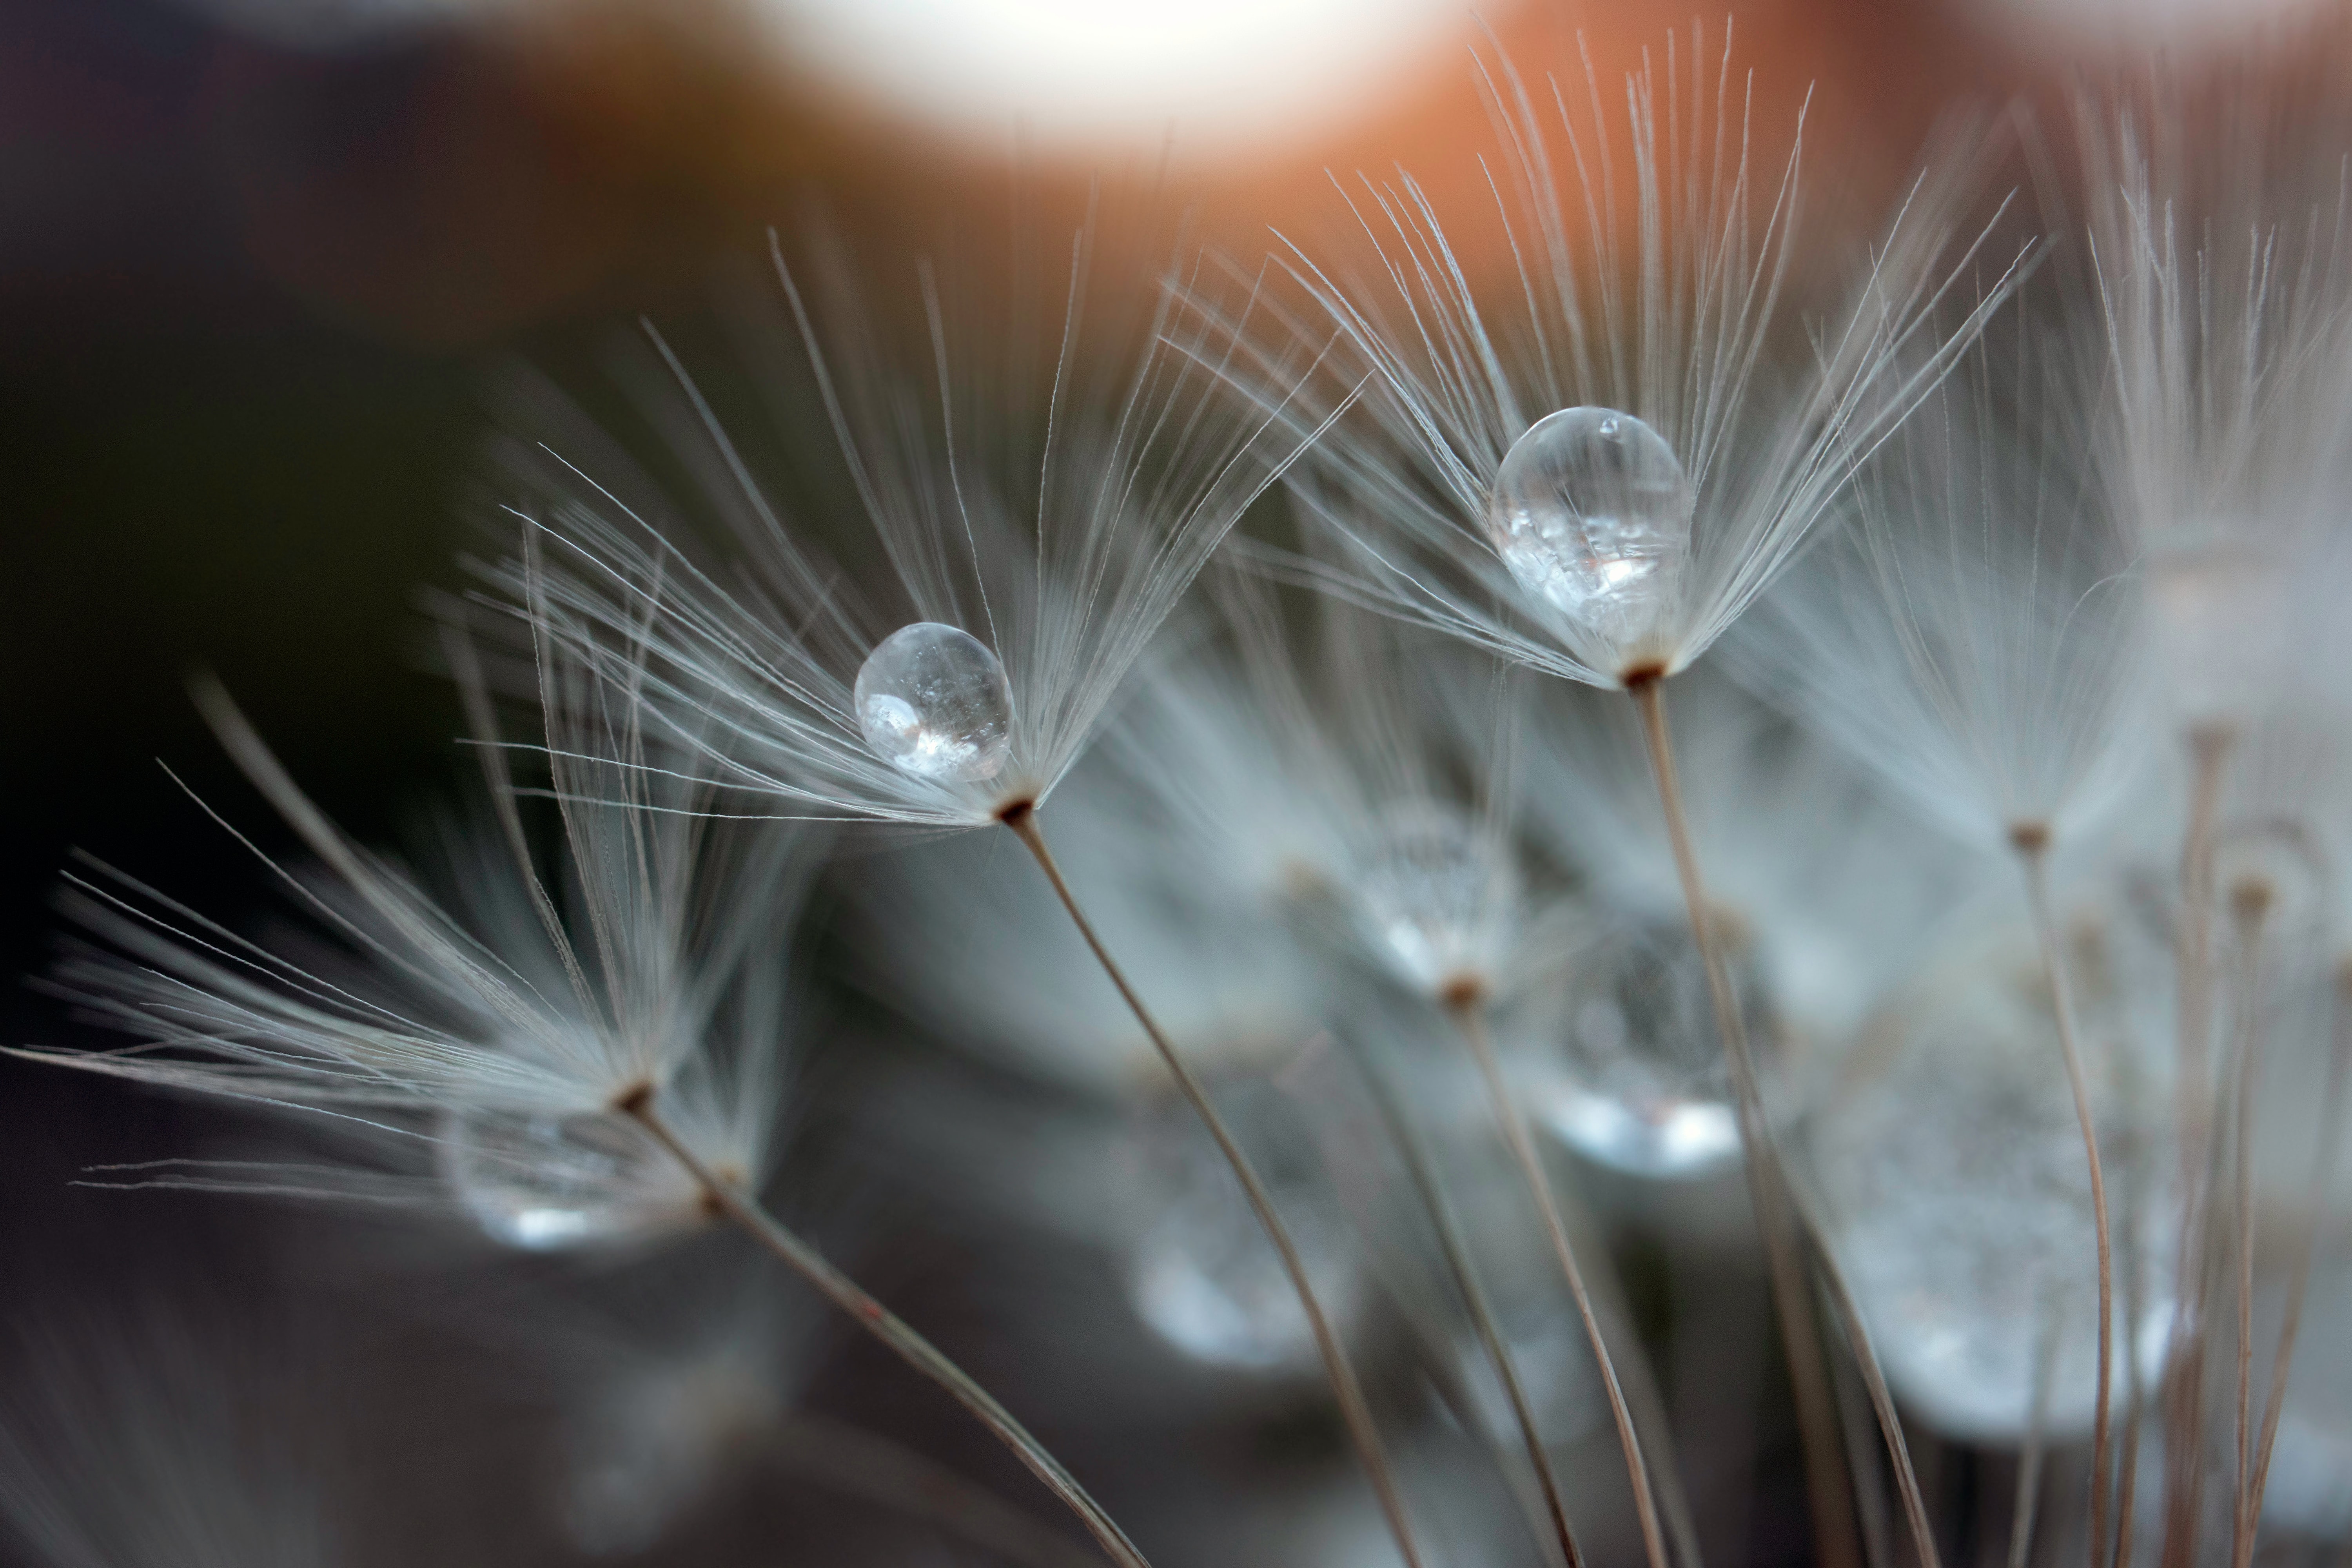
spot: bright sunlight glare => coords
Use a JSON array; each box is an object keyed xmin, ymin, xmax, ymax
[{"xmin": 756, "ymin": 0, "xmax": 1502, "ymax": 161}]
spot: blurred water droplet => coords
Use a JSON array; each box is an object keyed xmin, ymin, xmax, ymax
[
  {"xmin": 1125, "ymin": 1095, "xmax": 1359, "ymax": 1374},
  {"xmin": 1487, "ymin": 408, "xmax": 1693, "ymax": 659},
  {"xmin": 1812, "ymin": 943, "xmax": 2177, "ymax": 1442},
  {"xmin": 440, "ymin": 1108, "xmax": 703, "ymax": 1249},
  {"xmin": 1527, "ymin": 915, "xmax": 1762, "ymax": 1178},
  {"xmin": 562, "ymin": 1352, "xmax": 780, "ymax": 1555},
  {"xmin": 855, "ymin": 622, "xmax": 1014, "ymax": 783},
  {"xmin": 1353, "ymin": 805, "xmax": 1517, "ymax": 997}
]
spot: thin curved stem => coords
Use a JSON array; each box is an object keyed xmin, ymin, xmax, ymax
[
  {"xmin": 1002, "ymin": 806, "xmax": 1427, "ymax": 1568},
  {"xmin": 2161, "ymin": 725, "xmax": 2232, "ymax": 1568},
  {"xmin": 2109, "ymin": 1056, "xmax": 2152, "ymax": 1568},
  {"xmin": 2243, "ymin": 963, "xmax": 2352, "ymax": 1544},
  {"xmin": 2015, "ymin": 835, "xmax": 2117, "ymax": 1568},
  {"xmin": 1799, "ymin": 1194, "xmax": 1944, "ymax": 1568},
  {"xmin": 2224, "ymin": 892, "xmax": 2271, "ymax": 1568},
  {"xmin": 1629, "ymin": 676, "xmax": 1860, "ymax": 1568},
  {"xmin": 619, "ymin": 1094, "xmax": 1152, "ymax": 1568},
  {"xmin": 1353, "ymin": 1036, "xmax": 1586, "ymax": 1568},
  {"xmin": 1450, "ymin": 999, "xmax": 1670, "ymax": 1568}
]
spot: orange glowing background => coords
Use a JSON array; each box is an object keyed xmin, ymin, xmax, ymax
[{"xmin": 184, "ymin": 0, "xmax": 2345, "ymax": 348}]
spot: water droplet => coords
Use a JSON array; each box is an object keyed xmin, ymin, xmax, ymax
[
  {"xmin": 1125, "ymin": 1093, "xmax": 1359, "ymax": 1374},
  {"xmin": 853, "ymin": 622, "xmax": 1014, "ymax": 784},
  {"xmin": 1352, "ymin": 806, "xmax": 1517, "ymax": 997},
  {"xmin": 1811, "ymin": 944, "xmax": 2177, "ymax": 1441},
  {"xmin": 1525, "ymin": 915, "xmax": 1767, "ymax": 1178},
  {"xmin": 1487, "ymin": 408, "xmax": 1694, "ymax": 661},
  {"xmin": 439, "ymin": 1108, "xmax": 705, "ymax": 1250}
]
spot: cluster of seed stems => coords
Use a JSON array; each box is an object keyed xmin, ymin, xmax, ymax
[{"xmin": 609, "ymin": 675, "xmax": 2343, "ymax": 1568}]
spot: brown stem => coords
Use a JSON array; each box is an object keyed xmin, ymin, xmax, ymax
[
  {"xmin": 2244, "ymin": 964, "xmax": 2352, "ymax": 1548},
  {"xmin": 1353, "ymin": 1034, "xmax": 1586, "ymax": 1568},
  {"xmin": 2109, "ymin": 1042, "xmax": 2152, "ymax": 1568},
  {"xmin": 2014, "ymin": 832, "xmax": 2118, "ymax": 1568},
  {"xmin": 617, "ymin": 1094, "xmax": 1151, "ymax": 1568},
  {"xmin": 1450, "ymin": 999, "xmax": 1670, "ymax": 1568},
  {"xmin": 1799, "ymin": 1199, "xmax": 1945, "ymax": 1568},
  {"xmin": 2225, "ymin": 887, "xmax": 2272, "ymax": 1568},
  {"xmin": 2161, "ymin": 725, "xmax": 2232, "ymax": 1568},
  {"xmin": 1628, "ymin": 675, "xmax": 1859, "ymax": 1568},
  {"xmin": 1002, "ymin": 805, "xmax": 1427, "ymax": 1568}
]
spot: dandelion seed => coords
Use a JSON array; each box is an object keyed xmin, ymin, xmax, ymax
[
  {"xmin": 19, "ymin": 670, "xmax": 798, "ymax": 1247},
  {"xmin": 1353, "ymin": 802, "xmax": 1521, "ymax": 1004},
  {"xmin": 13, "ymin": 646, "xmax": 1149, "ymax": 1567},
  {"xmin": 497, "ymin": 216, "xmax": 1325, "ymax": 833},
  {"xmin": 490, "ymin": 215, "xmax": 1415, "ymax": 1563}
]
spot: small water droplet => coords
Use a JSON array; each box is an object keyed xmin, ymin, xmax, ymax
[
  {"xmin": 1487, "ymin": 407, "xmax": 1694, "ymax": 659},
  {"xmin": 439, "ymin": 1108, "xmax": 704, "ymax": 1249},
  {"xmin": 853, "ymin": 622, "xmax": 1014, "ymax": 784}
]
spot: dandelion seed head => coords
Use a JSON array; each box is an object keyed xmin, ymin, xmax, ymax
[
  {"xmin": 2213, "ymin": 815, "xmax": 2334, "ymax": 943},
  {"xmin": 1352, "ymin": 802, "xmax": 1519, "ymax": 1001},
  {"xmin": 1201, "ymin": 31, "xmax": 2024, "ymax": 694},
  {"xmin": 853, "ymin": 621, "xmax": 1015, "ymax": 787},
  {"xmin": 0, "ymin": 1310, "xmax": 336, "ymax": 1568},
  {"xmin": 1487, "ymin": 408, "xmax": 1693, "ymax": 672}
]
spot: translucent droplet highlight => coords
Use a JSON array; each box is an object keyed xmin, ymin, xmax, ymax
[
  {"xmin": 854, "ymin": 622, "xmax": 1014, "ymax": 784},
  {"xmin": 439, "ymin": 1108, "xmax": 705, "ymax": 1249},
  {"xmin": 1487, "ymin": 408, "xmax": 1694, "ymax": 660}
]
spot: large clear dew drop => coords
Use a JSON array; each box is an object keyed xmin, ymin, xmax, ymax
[
  {"xmin": 1524, "ymin": 914, "xmax": 1766, "ymax": 1178},
  {"xmin": 854, "ymin": 621, "xmax": 1014, "ymax": 784},
  {"xmin": 439, "ymin": 1107, "xmax": 706, "ymax": 1250},
  {"xmin": 1486, "ymin": 408, "xmax": 1694, "ymax": 653}
]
